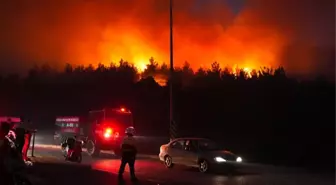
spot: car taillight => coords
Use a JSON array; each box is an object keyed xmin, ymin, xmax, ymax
[{"xmin": 160, "ymin": 145, "xmax": 167, "ymax": 153}]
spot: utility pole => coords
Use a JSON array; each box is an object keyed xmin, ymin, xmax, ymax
[{"xmin": 169, "ymin": 0, "xmax": 177, "ymax": 141}]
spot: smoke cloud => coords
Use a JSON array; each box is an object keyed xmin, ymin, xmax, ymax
[{"xmin": 0, "ymin": 0, "xmax": 334, "ymax": 78}]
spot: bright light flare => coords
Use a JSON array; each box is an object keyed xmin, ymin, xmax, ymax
[
  {"xmin": 243, "ymin": 67, "xmax": 252, "ymax": 78},
  {"xmin": 231, "ymin": 64, "xmax": 255, "ymax": 78},
  {"xmin": 236, "ymin": 156, "xmax": 242, "ymax": 162},
  {"xmin": 134, "ymin": 58, "xmax": 148, "ymax": 72},
  {"xmin": 104, "ymin": 128, "xmax": 113, "ymax": 138},
  {"xmin": 243, "ymin": 67, "xmax": 250, "ymax": 72},
  {"xmin": 137, "ymin": 63, "xmax": 147, "ymax": 72},
  {"xmin": 105, "ymin": 128, "xmax": 113, "ymax": 134},
  {"xmin": 104, "ymin": 133, "xmax": 111, "ymax": 138},
  {"xmin": 214, "ymin": 157, "xmax": 226, "ymax": 162}
]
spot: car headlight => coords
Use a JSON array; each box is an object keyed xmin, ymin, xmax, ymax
[
  {"xmin": 214, "ymin": 157, "xmax": 226, "ymax": 162},
  {"xmin": 236, "ymin": 156, "xmax": 242, "ymax": 162}
]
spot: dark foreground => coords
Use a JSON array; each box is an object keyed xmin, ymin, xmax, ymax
[
  {"xmin": 25, "ymin": 157, "xmax": 167, "ymax": 185},
  {"xmin": 23, "ymin": 146, "xmax": 335, "ymax": 185},
  {"xmin": 20, "ymin": 131, "xmax": 335, "ymax": 185}
]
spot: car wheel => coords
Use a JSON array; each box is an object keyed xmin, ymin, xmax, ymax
[
  {"xmin": 164, "ymin": 155, "xmax": 174, "ymax": 168},
  {"xmin": 198, "ymin": 160, "xmax": 210, "ymax": 173}
]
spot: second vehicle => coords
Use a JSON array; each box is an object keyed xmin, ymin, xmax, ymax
[{"xmin": 159, "ymin": 137, "xmax": 243, "ymax": 173}]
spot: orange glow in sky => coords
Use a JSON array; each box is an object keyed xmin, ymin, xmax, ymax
[{"xmin": 1, "ymin": 0, "xmax": 334, "ymax": 78}]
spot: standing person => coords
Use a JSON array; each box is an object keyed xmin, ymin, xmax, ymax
[
  {"xmin": 13, "ymin": 119, "xmax": 33, "ymax": 164},
  {"xmin": 0, "ymin": 121, "xmax": 15, "ymax": 185},
  {"xmin": 0, "ymin": 121, "xmax": 11, "ymax": 160},
  {"xmin": 22, "ymin": 120, "xmax": 33, "ymax": 164},
  {"xmin": 118, "ymin": 127, "xmax": 138, "ymax": 181}
]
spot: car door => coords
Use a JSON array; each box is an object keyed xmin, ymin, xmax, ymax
[
  {"xmin": 182, "ymin": 139, "xmax": 199, "ymax": 167},
  {"xmin": 168, "ymin": 139, "xmax": 186, "ymax": 165}
]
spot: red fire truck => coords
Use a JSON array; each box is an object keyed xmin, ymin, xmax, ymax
[{"xmin": 54, "ymin": 107, "xmax": 134, "ymax": 157}]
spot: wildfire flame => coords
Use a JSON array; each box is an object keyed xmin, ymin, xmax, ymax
[{"xmin": 1, "ymin": 0, "xmax": 333, "ymax": 79}]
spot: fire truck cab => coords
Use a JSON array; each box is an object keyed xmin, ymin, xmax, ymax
[{"xmin": 54, "ymin": 107, "xmax": 134, "ymax": 157}]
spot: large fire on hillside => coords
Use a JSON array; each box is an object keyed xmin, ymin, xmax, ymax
[{"xmin": 1, "ymin": 0, "xmax": 334, "ymax": 79}]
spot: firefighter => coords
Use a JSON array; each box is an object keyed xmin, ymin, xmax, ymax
[
  {"xmin": 12, "ymin": 119, "xmax": 33, "ymax": 165},
  {"xmin": 118, "ymin": 126, "xmax": 138, "ymax": 181},
  {"xmin": 21, "ymin": 120, "xmax": 33, "ymax": 163}
]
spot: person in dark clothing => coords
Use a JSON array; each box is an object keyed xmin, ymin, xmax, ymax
[
  {"xmin": 14, "ymin": 120, "xmax": 33, "ymax": 162},
  {"xmin": 64, "ymin": 136, "xmax": 83, "ymax": 162},
  {"xmin": 0, "ymin": 121, "xmax": 11, "ymax": 157},
  {"xmin": 6, "ymin": 118, "xmax": 34, "ymax": 167},
  {"xmin": 13, "ymin": 127, "xmax": 25, "ymax": 158},
  {"xmin": 65, "ymin": 137, "xmax": 76, "ymax": 158},
  {"xmin": 0, "ymin": 122, "xmax": 15, "ymax": 185},
  {"xmin": 118, "ymin": 127, "xmax": 137, "ymax": 181}
]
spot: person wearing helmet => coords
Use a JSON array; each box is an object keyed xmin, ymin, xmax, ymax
[{"xmin": 118, "ymin": 126, "xmax": 138, "ymax": 181}]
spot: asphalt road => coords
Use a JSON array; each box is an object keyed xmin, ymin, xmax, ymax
[{"xmin": 24, "ymin": 132, "xmax": 334, "ymax": 185}]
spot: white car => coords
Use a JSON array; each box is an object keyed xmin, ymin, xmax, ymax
[{"xmin": 159, "ymin": 138, "xmax": 243, "ymax": 173}]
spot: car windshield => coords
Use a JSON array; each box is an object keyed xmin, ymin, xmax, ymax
[{"xmin": 198, "ymin": 139, "xmax": 223, "ymax": 151}]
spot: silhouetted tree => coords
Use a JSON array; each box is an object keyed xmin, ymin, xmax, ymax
[
  {"xmin": 64, "ymin": 63, "xmax": 73, "ymax": 74},
  {"xmin": 196, "ymin": 67, "xmax": 206, "ymax": 77},
  {"xmin": 210, "ymin": 61, "xmax": 221, "ymax": 74},
  {"xmin": 143, "ymin": 57, "xmax": 159, "ymax": 78}
]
